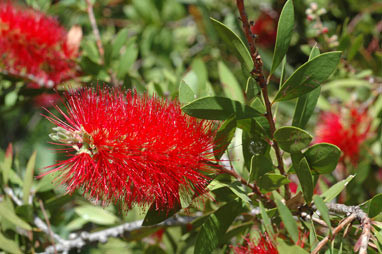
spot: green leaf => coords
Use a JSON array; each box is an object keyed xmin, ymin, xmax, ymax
[
  {"xmin": 313, "ymin": 195, "xmax": 331, "ymax": 230},
  {"xmin": 112, "ymin": 28, "xmax": 129, "ymax": 58},
  {"xmin": 116, "ymin": 42, "xmax": 138, "ymax": 79},
  {"xmin": 320, "ymin": 175, "xmax": 355, "ymax": 202},
  {"xmin": 270, "ymin": 0, "xmax": 294, "ymax": 74},
  {"xmin": 181, "ymin": 96, "xmax": 261, "ymax": 120},
  {"xmin": 179, "ymin": 80, "xmax": 195, "ymax": 104},
  {"xmin": 194, "ymin": 199, "xmax": 244, "ymax": 254},
  {"xmin": 210, "ymin": 18, "xmax": 253, "ymax": 75},
  {"xmin": 0, "ymin": 202, "xmax": 32, "ymax": 230},
  {"xmin": 248, "ymin": 155, "xmax": 274, "ymax": 183},
  {"xmin": 304, "ymin": 143, "xmax": 341, "ymax": 174},
  {"xmin": 213, "ymin": 116, "xmax": 236, "ymax": 159},
  {"xmin": 258, "ymin": 173, "xmax": 290, "ymax": 192},
  {"xmin": 74, "ymin": 205, "xmax": 118, "ymax": 225},
  {"xmin": 142, "ymin": 202, "xmax": 181, "ymax": 226},
  {"xmin": 218, "ymin": 61, "xmax": 245, "ymax": 103},
  {"xmin": 297, "ymin": 158, "xmax": 313, "ymax": 204},
  {"xmin": 274, "ymin": 126, "xmax": 313, "ymax": 153},
  {"xmin": 369, "ymin": 194, "xmax": 382, "ymax": 218},
  {"xmin": 0, "ymin": 232, "xmax": 22, "ymax": 254},
  {"xmin": 309, "ymin": 45, "xmax": 320, "ymax": 60},
  {"xmin": 274, "ymin": 192, "xmax": 299, "ymax": 243},
  {"xmin": 208, "ymin": 180, "xmax": 251, "ymax": 204},
  {"xmin": 23, "ymin": 151, "xmax": 36, "ymax": 204},
  {"xmin": 1, "ymin": 143, "xmax": 12, "ymax": 185},
  {"xmin": 292, "ymin": 46, "xmax": 321, "ymax": 128},
  {"xmin": 245, "ymin": 77, "xmax": 260, "ymax": 101},
  {"xmin": 274, "ymin": 52, "xmax": 341, "ymax": 102},
  {"xmin": 292, "ymin": 87, "xmax": 321, "ymax": 129},
  {"xmin": 277, "ymin": 238, "xmax": 309, "ymax": 254},
  {"xmin": 259, "ymin": 202, "xmax": 275, "ymax": 236}
]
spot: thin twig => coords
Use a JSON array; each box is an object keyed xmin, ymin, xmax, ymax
[
  {"xmin": 316, "ymin": 203, "xmax": 372, "ymax": 254},
  {"xmin": 235, "ymin": 0, "xmax": 290, "ymax": 199},
  {"xmin": 84, "ymin": 0, "xmax": 119, "ymax": 86},
  {"xmin": 85, "ymin": 0, "xmax": 104, "ymax": 62},
  {"xmin": 311, "ymin": 213, "xmax": 357, "ymax": 254},
  {"xmin": 39, "ymin": 199, "xmax": 57, "ymax": 254},
  {"xmin": 39, "ymin": 215, "xmax": 195, "ymax": 254}
]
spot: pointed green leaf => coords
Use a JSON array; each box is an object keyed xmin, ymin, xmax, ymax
[
  {"xmin": 313, "ymin": 195, "xmax": 331, "ymax": 231},
  {"xmin": 277, "ymin": 238, "xmax": 309, "ymax": 253},
  {"xmin": 181, "ymin": 96, "xmax": 261, "ymax": 120},
  {"xmin": 274, "ymin": 52, "xmax": 341, "ymax": 102},
  {"xmin": 274, "ymin": 126, "xmax": 313, "ymax": 153},
  {"xmin": 292, "ymin": 87, "xmax": 321, "ymax": 129},
  {"xmin": 258, "ymin": 173, "xmax": 290, "ymax": 192},
  {"xmin": 320, "ymin": 175, "xmax": 355, "ymax": 202},
  {"xmin": 259, "ymin": 202, "xmax": 275, "ymax": 236},
  {"xmin": 304, "ymin": 143, "xmax": 341, "ymax": 174},
  {"xmin": 248, "ymin": 155, "xmax": 274, "ymax": 183},
  {"xmin": 369, "ymin": 194, "xmax": 382, "ymax": 218},
  {"xmin": 210, "ymin": 18, "xmax": 253, "ymax": 75},
  {"xmin": 274, "ymin": 192, "xmax": 299, "ymax": 243},
  {"xmin": 23, "ymin": 151, "xmax": 36, "ymax": 204},
  {"xmin": 208, "ymin": 180, "xmax": 250, "ymax": 203},
  {"xmin": 245, "ymin": 77, "xmax": 260, "ymax": 101},
  {"xmin": 270, "ymin": 0, "xmax": 294, "ymax": 74},
  {"xmin": 142, "ymin": 202, "xmax": 181, "ymax": 226},
  {"xmin": 214, "ymin": 115, "xmax": 236, "ymax": 159},
  {"xmin": 0, "ymin": 202, "xmax": 32, "ymax": 230},
  {"xmin": 292, "ymin": 46, "xmax": 321, "ymax": 128},
  {"xmin": 0, "ymin": 232, "xmax": 22, "ymax": 254},
  {"xmin": 179, "ymin": 80, "xmax": 195, "ymax": 104},
  {"xmin": 74, "ymin": 205, "xmax": 118, "ymax": 225},
  {"xmin": 309, "ymin": 45, "xmax": 320, "ymax": 60},
  {"xmin": 297, "ymin": 158, "xmax": 313, "ymax": 204},
  {"xmin": 112, "ymin": 28, "xmax": 129, "ymax": 57},
  {"xmin": 194, "ymin": 199, "xmax": 244, "ymax": 254},
  {"xmin": 218, "ymin": 61, "xmax": 245, "ymax": 103}
]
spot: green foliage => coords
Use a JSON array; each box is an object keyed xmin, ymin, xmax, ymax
[{"xmin": 1, "ymin": 0, "xmax": 382, "ymax": 253}]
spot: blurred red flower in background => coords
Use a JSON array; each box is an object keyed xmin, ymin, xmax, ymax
[
  {"xmin": 232, "ymin": 233, "xmax": 278, "ymax": 254},
  {"xmin": 250, "ymin": 10, "xmax": 278, "ymax": 48},
  {"xmin": 315, "ymin": 105, "xmax": 371, "ymax": 165},
  {"xmin": 0, "ymin": 2, "xmax": 79, "ymax": 87},
  {"xmin": 43, "ymin": 87, "xmax": 218, "ymax": 211}
]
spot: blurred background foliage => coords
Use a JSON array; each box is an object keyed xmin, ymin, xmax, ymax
[{"xmin": 0, "ymin": 0, "xmax": 382, "ymax": 253}]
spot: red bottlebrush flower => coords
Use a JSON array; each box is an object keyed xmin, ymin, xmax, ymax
[
  {"xmin": 0, "ymin": 2, "xmax": 78, "ymax": 87},
  {"xmin": 232, "ymin": 233, "xmax": 278, "ymax": 254},
  {"xmin": 43, "ymin": 87, "xmax": 218, "ymax": 211},
  {"xmin": 315, "ymin": 105, "xmax": 371, "ymax": 165},
  {"xmin": 250, "ymin": 11, "xmax": 278, "ymax": 48}
]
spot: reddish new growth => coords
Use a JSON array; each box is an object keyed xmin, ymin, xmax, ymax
[
  {"xmin": 232, "ymin": 234, "xmax": 278, "ymax": 254},
  {"xmin": 315, "ymin": 105, "xmax": 371, "ymax": 165},
  {"xmin": 250, "ymin": 10, "xmax": 278, "ymax": 48},
  {"xmin": 44, "ymin": 87, "xmax": 218, "ymax": 211},
  {"xmin": 0, "ymin": 2, "xmax": 78, "ymax": 87}
]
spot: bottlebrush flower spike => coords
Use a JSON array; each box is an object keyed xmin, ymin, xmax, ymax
[
  {"xmin": 315, "ymin": 105, "xmax": 371, "ymax": 165},
  {"xmin": 0, "ymin": 2, "xmax": 78, "ymax": 87},
  {"xmin": 250, "ymin": 10, "xmax": 278, "ymax": 48},
  {"xmin": 232, "ymin": 233, "xmax": 278, "ymax": 254},
  {"xmin": 43, "ymin": 87, "xmax": 218, "ymax": 211}
]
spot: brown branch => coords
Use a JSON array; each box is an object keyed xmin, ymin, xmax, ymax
[
  {"xmin": 85, "ymin": 0, "xmax": 104, "ymax": 62},
  {"xmin": 311, "ymin": 213, "xmax": 357, "ymax": 254},
  {"xmin": 235, "ymin": 0, "xmax": 290, "ymax": 199},
  {"xmin": 39, "ymin": 199, "xmax": 57, "ymax": 254},
  {"xmin": 85, "ymin": 0, "xmax": 119, "ymax": 86},
  {"xmin": 312, "ymin": 203, "xmax": 372, "ymax": 254}
]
